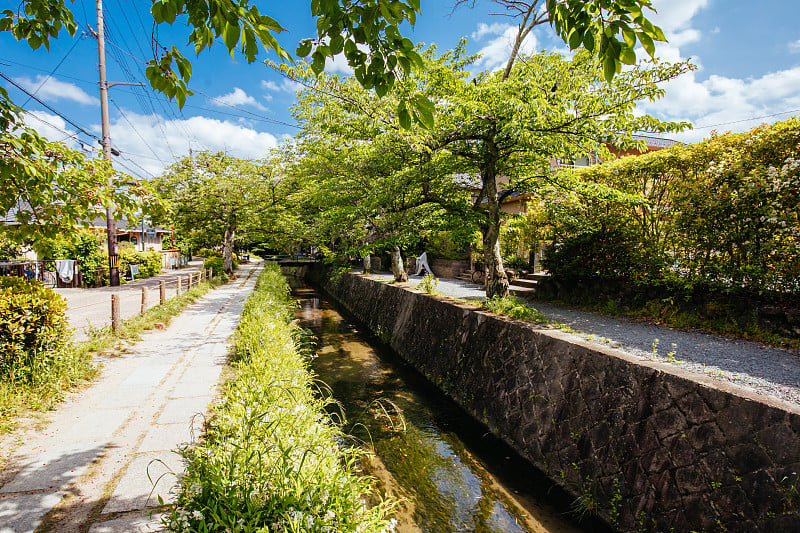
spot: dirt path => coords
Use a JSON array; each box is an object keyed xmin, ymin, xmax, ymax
[{"xmin": 0, "ymin": 262, "xmax": 262, "ymax": 533}]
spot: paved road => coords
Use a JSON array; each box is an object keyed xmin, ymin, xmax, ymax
[
  {"xmin": 55, "ymin": 261, "xmax": 208, "ymax": 343},
  {"xmin": 376, "ymin": 272, "xmax": 800, "ymax": 408},
  {"xmin": 0, "ymin": 262, "xmax": 262, "ymax": 532}
]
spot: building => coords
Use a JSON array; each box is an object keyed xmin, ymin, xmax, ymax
[{"xmin": 500, "ymin": 135, "xmax": 679, "ymax": 215}]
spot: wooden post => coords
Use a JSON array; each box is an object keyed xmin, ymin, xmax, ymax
[
  {"xmin": 159, "ymin": 280, "xmax": 166, "ymax": 303},
  {"xmin": 200, "ymin": 269, "xmax": 205, "ymax": 283},
  {"xmin": 176, "ymin": 276, "xmax": 181, "ymax": 296},
  {"xmin": 111, "ymin": 294, "xmax": 120, "ymax": 334},
  {"xmin": 208, "ymin": 267, "xmax": 212, "ymax": 280},
  {"xmin": 141, "ymin": 286, "xmax": 147, "ymax": 315}
]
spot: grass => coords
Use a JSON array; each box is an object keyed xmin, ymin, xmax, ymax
[
  {"xmin": 0, "ymin": 274, "xmax": 228, "ymax": 437},
  {"xmin": 482, "ymin": 295, "xmax": 548, "ymax": 324},
  {"xmin": 163, "ymin": 263, "xmax": 398, "ymax": 533}
]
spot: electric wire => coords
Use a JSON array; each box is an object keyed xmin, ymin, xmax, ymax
[
  {"xmin": 20, "ymin": 32, "xmax": 87, "ymax": 108},
  {"xmin": 109, "ymin": 97, "xmax": 167, "ymax": 166},
  {"xmin": 0, "ymin": 71, "xmax": 99, "ymax": 142}
]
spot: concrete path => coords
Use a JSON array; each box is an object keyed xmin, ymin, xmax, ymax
[
  {"xmin": 55, "ymin": 261, "xmax": 208, "ymax": 343},
  {"xmin": 0, "ymin": 261, "xmax": 262, "ymax": 532}
]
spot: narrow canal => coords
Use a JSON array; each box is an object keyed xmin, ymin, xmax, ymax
[{"xmin": 293, "ymin": 283, "xmax": 607, "ymax": 533}]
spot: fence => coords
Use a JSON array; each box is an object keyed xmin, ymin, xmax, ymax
[{"xmin": 65, "ymin": 268, "xmax": 214, "ymax": 340}]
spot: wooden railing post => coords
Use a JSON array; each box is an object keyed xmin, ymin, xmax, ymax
[
  {"xmin": 141, "ymin": 286, "xmax": 147, "ymax": 315},
  {"xmin": 159, "ymin": 280, "xmax": 166, "ymax": 303},
  {"xmin": 111, "ymin": 294, "xmax": 120, "ymax": 334}
]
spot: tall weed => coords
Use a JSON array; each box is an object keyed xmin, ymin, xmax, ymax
[{"xmin": 165, "ymin": 263, "xmax": 397, "ymax": 532}]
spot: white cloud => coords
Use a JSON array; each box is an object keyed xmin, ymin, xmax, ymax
[
  {"xmin": 211, "ymin": 87, "xmax": 267, "ymax": 111},
  {"xmin": 14, "ymin": 75, "xmax": 98, "ymax": 106},
  {"xmin": 649, "ymin": 0, "xmax": 710, "ymax": 35},
  {"xmin": 23, "ymin": 110, "xmax": 81, "ymax": 146},
  {"xmin": 640, "ymin": 66, "xmax": 800, "ymax": 143},
  {"xmin": 472, "ymin": 22, "xmax": 509, "ymax": 40},
  {"xmin": 789, "ymin": 39, "xmax": 800, "ymax": 54},
  {"xmin": 473, "ymin": 23, "xmax": 540, "ymax": 72},
  {"xmin": 104, "ymin": 111, "xmax": 279, "ymax": 178},
  {"xmin": 261, "ymin": 78, "xmax": 304, "ymax": 94}
]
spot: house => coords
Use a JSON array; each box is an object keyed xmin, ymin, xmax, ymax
[{"xmin": 500, "ymin": 134, "xmax": 678, "ymax": 215}]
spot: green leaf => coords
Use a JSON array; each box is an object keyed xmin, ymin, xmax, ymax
[
  {"xmin": 582, "ymin": 30, "xmax": 595, "ymax": 52},
  {"xmin": 620, "ymin": 46, "xmax": 636, "ymax": 65},
  {"xmin": 329, "ymin": 34, "xmax": 344, "ymax": 54},
  {"xmin": 622, "ymin": 26, "xmax": 636, "ymax": 48},
  {"xmin": 603, "ymin": 55, "xmax": 616, "ymax": 82},
  {"xmin": 223, "ymin": 22, "xmax": 240, "ymax": 52},
  {"xmin": 412, "ymin": 97, "xmax": 434, "ymax": 129},
  {"xmin": 311, "ymin": 51, "xmax": 326, "ymax": 74},
  {"xmin": 637, "ymin": 31, "xmax": 655, "ymax": 57},
  {"xmin": 176, "ymin": 88, "xmax": 186, "ymax": 109},
  {"xmin": 397, "ymin": 101, "xmax": 411, "ymax": 129},
  {"xmin": 296, "ymin": 39, "xmax": 313, "ymax": 57},
  {"xmin": 568, "ymin": 28, "xmax": 583, "ymax": 50}
]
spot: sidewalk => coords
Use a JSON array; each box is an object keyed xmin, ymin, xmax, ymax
[
  {"xmin": 55, "ymin": 260, "xmax": 208, "ymax": 343},
  {"xmin": 0, "ymin": 261, "xmax": 262, "ymax": 532}
]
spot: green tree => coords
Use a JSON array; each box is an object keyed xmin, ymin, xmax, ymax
[
  {"xmin": 1, "ymin": 103, "xmax": 144, "ymax": 245},
  {"xmin": 154, "ymin": 152, "xmax": 287, "ymax": 274}
]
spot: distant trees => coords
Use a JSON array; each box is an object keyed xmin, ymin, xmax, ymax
[{"xmin": 153, "ymin": 152, "xmax": 290, "ymax": 274}]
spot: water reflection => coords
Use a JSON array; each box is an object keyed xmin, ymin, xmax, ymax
[{"xmin": 293, "ymin": 285, "xmax": 586, "ymax": 533}]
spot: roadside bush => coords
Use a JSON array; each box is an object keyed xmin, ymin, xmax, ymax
[
  {"xmin": 543, "ymin": 228, "xmax": 664, "ymax": 282},
  {"xmin": 118, "ymin": 246, "xmax": 162, "ymax": 279},
  {"xmin": 0, "ymin": 277, "xmax": 70, "ymax": 383},
  {"xmin": 164, "ymin": 264, "xmax": 397, "ymax": 532},
  {"xmin": 196, "ymin": 247, "xmax": 221, "ymax": 258},
  {"xmin": 483, "ymin": 295, "xmax": 547, "ymax": 323},
  {"xmin": 203, "ymin": 256, "xmax": 224, "ymax": 278},
  {"xmin": 505, "ymin": 256, "xmax": 530, "ymax": 272}
]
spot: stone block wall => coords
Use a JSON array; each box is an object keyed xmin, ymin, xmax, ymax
[{"xmin": 323, "ymin": 271, "xmax": 800, "ymax": 532}]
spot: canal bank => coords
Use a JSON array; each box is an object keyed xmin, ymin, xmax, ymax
[
  {"xmin": 308, "ymin": 268, "xmax": 800, "ymax": 533},
  {"xmin": 293, "ymin": 282, "xmax": 607, "ymax": 533}
]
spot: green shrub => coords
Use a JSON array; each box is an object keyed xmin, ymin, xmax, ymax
[
  {"xmin": 164, "ymin": 264, "xmax": 396, "ymax": 532},
  {"xmin": 505, "ymin": 256, "xmax": 530, "ymax": 272},
  {"xmin": 196, "ymin": 247, "xmax": 221, "ymax": 258},
  {"xmin": 119, "ymin": 247, "xmax": 162, "ymax": 279},
  {"xmin": 418, "ymin": 274, "xmax": 439, "ymax": 293},
  {"xmin": 203, "ymin": 256, "xmax": 224, "ymax": 278},
  {"xmin": 0, "ymin": 278, "xmax": 71, "ymax": 383},
  {"xmin": 482, "ymin": 295, "xmax": 548, "ymax": 323}
]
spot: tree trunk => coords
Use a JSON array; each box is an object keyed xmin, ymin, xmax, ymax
[
  {"xmin": 483, "ymin": 224, "xmax": 509, "ymax": 298},
  {"xmin": 223, "ymin": 227, "xmax": 235, "ymax": 274},
  {"xmin": 362, "ymin": 254, "xmax": 372, "ymax": 274},
  {"xmin": 480, "ymin": 140, "xmax": 509, "ymax": 298},
  {"xmin": 391, "ymin": 246, "xmax": 408, "ymax": 282}
]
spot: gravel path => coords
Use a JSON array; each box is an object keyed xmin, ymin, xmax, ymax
[{"xmin": 373, "ymin": 272, "xmax": 800, "ymax": 407}]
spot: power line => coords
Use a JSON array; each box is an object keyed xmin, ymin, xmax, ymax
[
  {"xmin": 0, "ymin": 71, "xmax": 99, "ymax": 141},
  {"xmin": 194, "ymin": 88, "xmax": 301, "ymax": 129},
  {"xmin": 20, "ymin": 32, "xmax": 87, "ymax": 107},
  {"xmin": 109, "ymin": 97, "xmax": 167, "ymax": 166},
  {"xmin": 693, "ymin": 109, "xmax": 800, "ymax": 130}
]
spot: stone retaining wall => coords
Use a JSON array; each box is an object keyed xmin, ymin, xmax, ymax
[{"xmin": 322, "ymin": 271, "xmax": 800, "ymax": 532}]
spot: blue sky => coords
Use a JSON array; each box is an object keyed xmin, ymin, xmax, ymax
[{"xmin": 2, "ymin": 0, "xmax": 799, "ymax": 180}]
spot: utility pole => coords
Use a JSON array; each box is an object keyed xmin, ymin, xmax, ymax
[{"xmin": 96, "ymin": 0, "xmax": 119, "ymax": 285}]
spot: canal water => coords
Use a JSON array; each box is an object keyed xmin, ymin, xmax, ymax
[{"xmin": 293, "ymin": 283, "xmax": 605, "ymax": 533}]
